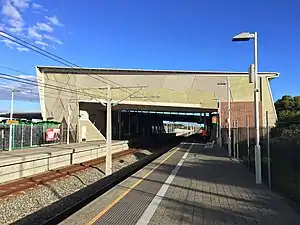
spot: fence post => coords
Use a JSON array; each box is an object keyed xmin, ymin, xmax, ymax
[
  {"xmin": 43, "ymin": 124, "xmax": 46, "ymax": 145},
  {"xmin": 236, "ymin": 120, "xmax": 239, "ymax": 160},
  {"xmin": 30, "ymin": 123, "xmax": 33, "ymax": 147},
  {"xmin": 61, "ymin": 123, "xmax": 64, "ymax": 144},
  {"xmin": 233, "ymin": 121, "xmax": 236, "ymax": 158},
  {"xmin": 1, "ymin": 127, "xmax": 4, "ymax": 150},
  {"xmin": 11, "ymin": 125, "xmax": 15, "ymax": 150},
  {"xmin": 21, "ymin": 124, "xmax": 24, "ymax": 149},
  {"xmin": 266, "ymin": 111, "xmax": 271, "ymax": 190},
  {"xmin": 246, "ymin": 116, "xmax": 250, "ymax": 169}
]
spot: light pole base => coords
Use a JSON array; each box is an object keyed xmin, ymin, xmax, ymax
[
  {"xmin": 228, "ymin": 137, "xmax": 232, "ymax": 157},
  {"xmin": 217, "ymin": 137, "xmax": 222, "ymax": 147},
  {"xmin": 255, "ymin": 144, "xmax": 262, "ymax": 184}
]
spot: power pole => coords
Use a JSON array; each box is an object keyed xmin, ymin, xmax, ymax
[
  {"xmin": 67, "ymin": 101, "xmax": 71, "ymax": 145},
  {"xmin": 90, "ymin": 85, "xmax": 159, "ymax": 176},
  {"xmin": 106, "ymin": 85, "xmax": 112, "ymax": 176},
  {"xmin": 8, "ymin": 90, "xmax": 14, "ymax": 151},
  {"xmin": 8, "ymin": 89, "xmax": 19, "ymax": 151}
]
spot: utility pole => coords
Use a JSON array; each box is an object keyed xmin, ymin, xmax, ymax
[
  {"xmin": 8, "ymin": 89, "xmax": 18, "ymax": 151},
  {"xmin": 106, "ymin": 85, "xmax": 112, "ymax": 176},
  {"xmin": 91, "ymin": 85, "xmax": 158, "ymax": 176},
  {"xmin": 67, "ymin": 102, "xmax": 71, "ymax": 145}
]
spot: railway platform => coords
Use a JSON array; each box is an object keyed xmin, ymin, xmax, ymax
[
  {"xmin": 0, "ymin": 140, "xmax": 128, "ymax": 183},
  {"xmin": 60, "ymin": 142, "xmax": 300, "ymax": 225}
]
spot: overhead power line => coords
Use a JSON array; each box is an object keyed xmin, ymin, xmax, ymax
[
  {"xmin": 0, "ymin": 80, "xmax": 90, "ymax": 101},
  {"xmin": 0, "ymin": 65, "xmax": 108, "ymax": 99},
  {"xmin": 0, "ymin": 72, "xmax": 156, "ymax": 103},
  {"xmin": 0, "ymin": 84, "xmax": 75, "ymax": 102},
  {"xmin": 0, "ymin": 72, "xmax": 107, "ymax": 99},
  {"xmin": 0, "ymin": 31, "xmax": 155, "ymax": 101}
]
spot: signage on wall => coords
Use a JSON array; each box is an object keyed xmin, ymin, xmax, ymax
[
  {"xmin": 212, "ymin": 116, "xmax": 218, "ymax": 124},
  {"xmin": 46, "ymin": 128, "xmax": 60, "ymax": 141},
  {"xmin": 7, "ymin": 120, "xmax": 19, "ymax": 125}
]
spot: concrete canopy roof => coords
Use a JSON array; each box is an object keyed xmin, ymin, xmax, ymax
[
  {"xmin": 36, "ymin": 65, "xmax": 279, "ymax": 126},
  {"xmin": 36, "ymin": 66, "xmax": 279, "ymax": 78},
  {"xmin": 37, "ymin": 65, "xmax": 279, "ymax": 112}
]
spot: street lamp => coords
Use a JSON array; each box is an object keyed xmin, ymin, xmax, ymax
[
  {"xmin": 217, "ymin": 79, "xmax": 231, "ymax": 157},
  {"xmin": 8, "ymin": 88, "xmax": 19, "ymax": 151},
  {"xmin": 232, "ymin": 31, "xmax": 261, "ymax": 184}
]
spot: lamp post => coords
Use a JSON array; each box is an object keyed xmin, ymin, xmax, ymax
[
  {"xmin": 232, "ymin": 31, "xmax": 261, "ymax": 184},
  {"xmin": 217, "ymin": 80, "xmax": 231, "ymax": 157}
]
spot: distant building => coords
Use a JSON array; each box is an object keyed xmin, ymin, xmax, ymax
[{"xmin": 0, "ymin": 112, "xmax": 42, "ymax": 121}]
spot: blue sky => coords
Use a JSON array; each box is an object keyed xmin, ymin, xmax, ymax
[{"xmin": 0, "ymin": 0, "xmax": 299, "ymax": 112}]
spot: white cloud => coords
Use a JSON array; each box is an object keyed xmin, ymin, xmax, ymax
[
  {"xmin": 1, "ymin": 1, "xmax": 64, "ymax": 51},
  {"xmin": 43, "ymin": 34, "xmax": 63, "ymax": 44},
  {"xmin": 2, "ymin": 0, "xmax": 22, "ymax": 20},
  {"xmin": 0, "ymin": 74, "xmax": 39, "ymax": 101},
  {"xmin": 8, "ymin": 19, "xmax": 23, "ymax": 28},
  {"xmin": 10, "ymin": 0, "xmax": 30, "ymax": 9},
  {"xmin": 7, "ymin": 27, "xmax": 22, "ymax": 33},
  {"xmin": 31, "ymin": 3, "xmax": 45, "ymax": 10},
  {"xmin": 31, "ymin": 3, "xmax": 41, "ymax": 9},
  {"xmin": 0, "ymin": 39, "xmax": 19, "ymax": 48},
  {"xmin": 16, "ymin": 46, "xmax": 28, "ymax": 52},
  {"xmin": 34, "ymin": 22, "xmax": 53, "ymax": 32},
  {"xmin": 35, "ymin": 40, "xmax": 48, "ymax": 46},
  {"xmin": 18, "ymin": 75, "xmax": 35, "ymax": 80},
  {"xmin": 28, "ymin": 27, "xmax": 42, "ymax": 39},
  {"xmin": 1, "ymin": 1, "xmax": 25, "ymax": 34},
  {"xmin": 7, "ymin": 18, "xmax": 24, "ymax": 33},
  {"xmin": 45, "ymin": 15, "xmax": 63, "ymax": 26}
]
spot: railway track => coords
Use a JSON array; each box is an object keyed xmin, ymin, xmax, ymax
[{"xmin": 0, "ymin": 149, "xmax": 137, "ymax": 199}]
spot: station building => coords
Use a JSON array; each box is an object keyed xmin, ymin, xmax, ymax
[{"xmin": 36, "ymin": 67, "xmax": 278, "ymax": 143}]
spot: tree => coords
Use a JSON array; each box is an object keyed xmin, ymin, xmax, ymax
[
  {"xmin": 272, "ymin": 95, "xmax": 300, "ymax": 138},
  {"xmin": 275, "ymin": 95, "xmax": 300, "ymax": 111},
  {"xmin": 275, "ymin": 95, "xmax": 293, "ymax": 112}
]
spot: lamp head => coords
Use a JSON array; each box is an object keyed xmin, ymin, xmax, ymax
[{"xmin": 232, "ymin": 32, "xmax": 254, "ymax": 42}]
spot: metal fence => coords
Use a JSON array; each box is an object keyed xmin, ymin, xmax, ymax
[
  {"xmin": 0, "ymin": 123, "xmax": 63, "ymax": 150},
  {"xmin": 220, "ymin": 114, "xmax": 300, "ymax": 205}
]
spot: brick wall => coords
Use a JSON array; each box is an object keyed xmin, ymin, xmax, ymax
[{"xmin": 220, "ymin": 101, "xmax": 262, "ymax": 128}]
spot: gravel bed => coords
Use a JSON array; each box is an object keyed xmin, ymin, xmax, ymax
[{"xmin": 0, "ymin": 149, "xmax": 152, "ymax": 225}]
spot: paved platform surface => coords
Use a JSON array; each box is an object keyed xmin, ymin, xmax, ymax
[{"xmin": 60, "ymin": 142, "xmax": 300, "ymax": 225}]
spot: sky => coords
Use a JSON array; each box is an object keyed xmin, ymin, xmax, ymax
[{"xmin": 0, "ymin": 0, "xmax": 299, "ymax": 112}]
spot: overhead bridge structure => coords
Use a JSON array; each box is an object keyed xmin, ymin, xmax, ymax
[{"xmin": 36, "ymin": 66, "xmax": 278, "ymax": 143}]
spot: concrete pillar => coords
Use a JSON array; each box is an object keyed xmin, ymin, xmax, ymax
[
  {"xmin": 128, "ymin": 111, "xmax": 131, "ymax": 137},
  {"xmin": 118, "ymin": 111, "xmax": 121, "ymax": 140}
]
